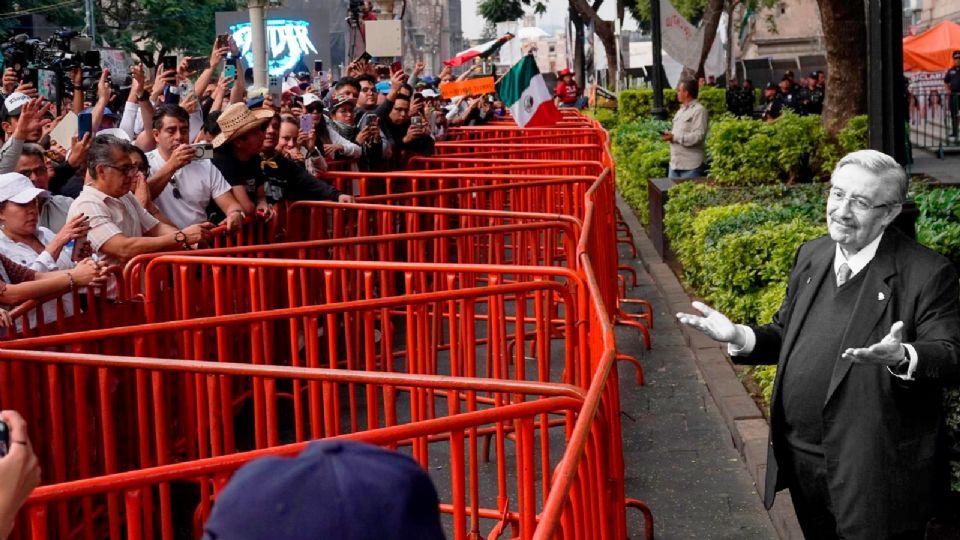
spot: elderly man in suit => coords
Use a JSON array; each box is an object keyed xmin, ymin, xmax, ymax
[{"xmin": 678, "ymin": 149, "xmax": 960, "ymax": 539}]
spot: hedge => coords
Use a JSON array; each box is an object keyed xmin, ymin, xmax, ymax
[
  {"xmin": 663, "ymin": 181, "xmax": 960, "ymax": 491},
  {"xmin": 611, "ymin": 118, "xmax": 671, "ymax": 225}
]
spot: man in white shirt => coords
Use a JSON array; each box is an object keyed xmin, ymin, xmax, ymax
[
  {"xmin": 145, "ymin": 105, "xmax": 244, "ymax": 231},
  {"xmin": 676, "ymin": 150, "xmax": 960, "ymax": 539},
  {"xmin": 662, "ymin": 79, "xmax": 708, "ymax": 178}
]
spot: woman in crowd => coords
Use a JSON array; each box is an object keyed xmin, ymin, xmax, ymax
[{"xmin": 0, "ymin": 173, "xmax": 106, "ymax": 323}]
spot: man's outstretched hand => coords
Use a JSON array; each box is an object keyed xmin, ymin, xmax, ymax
[
  {"xmin": 676, "ymin": 301, "xmax": 745, "ymax": 347},
  {"xmin": 842, "ymin": 321, "xmax": 906, "ymax": 368}
]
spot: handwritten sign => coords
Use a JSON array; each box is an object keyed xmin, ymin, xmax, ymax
[{"xmin": 439, "ymin": 77, "xmax": 495, "ymax": 99}]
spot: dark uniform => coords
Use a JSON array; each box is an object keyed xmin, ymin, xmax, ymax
[
  {"xmin": 726, "ymin": 85, "xmax": 743, "ymax": 116},
  {"xmin": 762, "ymin": 93, "xmax": 784, "ymax": 121},
  {"xmin": 799, "ymin": 86, "xmax": 824, "ymax": 115},
  {"xmin": 738, "ymin": 86, "xmax": 756, "ymax": 117},
  {"xmin": 943, "ymin": 65, "xmax": 960, "ymax": 137},
  {"xmin": 780, "ymin": 88, "xmax": 802, "ymax": 114}
]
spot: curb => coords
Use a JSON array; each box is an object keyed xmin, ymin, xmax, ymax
[{"xmin": 617, "ymin": 193, "xmax": 804, "ymax": 540}]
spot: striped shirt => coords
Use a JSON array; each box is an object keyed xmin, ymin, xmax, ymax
[{"xmin": 67, "ymin": 185, "xmax": 159, "ymax": 265}]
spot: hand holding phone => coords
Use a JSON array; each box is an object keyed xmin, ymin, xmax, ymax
[
  {"xmin": 300, "ymin": 114, "xmax": 314, "ymax": 133},
  {"xmin": 77, "ymin": 111, "xmax": 93, "ymax": 140}
]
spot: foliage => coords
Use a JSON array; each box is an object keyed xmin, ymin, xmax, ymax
[
  {"xmin": 817, "ymin": 115, "xmax": 870, "ymax": 174},
  {"xmin": 696, "ymin": 85, "xmax": 727, "ymax": 120},
  {"xmin": 611, "ymin": 118, "xmax": 671, "ymax": 225},
  {"xmin": 618, "ymin": 89, "xmax": 678, "ymax": 123},
  {"xmin": 586, "ymin": 108, "xmax": 619, "ymax": 130},
  {"xmin": 706, "ymin": 112, "xmax": 831, "ymax": 185},
  {"xmin": 915, "ymin": 188, "xmax": 960, "ymax": 268},
  {"xmin": 477, "ymin": 0, "xmax": 545, "ymax": 23},
  {"xmin": 0, "ymin": 0, "xmax": 240, "ymax": 65}
]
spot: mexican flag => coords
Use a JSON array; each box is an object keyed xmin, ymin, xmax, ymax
[
  {"xmin": 444, "ymin": 34, "xmax": 514, "ymax": 67},
  {"xmin": 496, "ymin": 55, "xmax": 561, "ymax": 128}
]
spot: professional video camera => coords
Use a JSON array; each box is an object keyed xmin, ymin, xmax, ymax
[
  {"xmin": 347, "ymin": 0, "xmax": 364, "ymax": 27},
  {"xmin": 0, "ymin": 29, "xmax": 103, "ymax": 111}
]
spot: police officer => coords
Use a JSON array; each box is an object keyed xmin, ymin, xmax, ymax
[
  {"xmin": 726, "ymin": 77, "xmax": 743, "ymax": 116},
  {"xmin": 800, "ymin": 71, "xmax": 824, "ymax": 115},
  {"xmin": 739, "ymin": 79, "xmax": 757, "ymax": 118},
  {"xmin": 778, "ymin": 77, "xmax": 802, "ymax": 114},
  {"xmin": 762, "ymin": 82, "xmax": 783, "ymax": 122},
  {"xmin": 943, "ymin": 51, "xmax": 960, "ymax": 139}
]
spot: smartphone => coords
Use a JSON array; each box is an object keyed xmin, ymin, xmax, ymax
[
  {"xmin": 314, "ymin": 60, "xmax": 323, "ymax": 73},
  {"xmin": 359, "ymin": 113, "xmax": 378, "ymax": 129},
  {"xmin": 300, "ymin": 114, "xmax": 314, "ymax": 133},
  {"xmin": 358, "ymin": 51, "xmax": 372, "ymax": 63},
  {"xmin": 410, "ymin": 115, "xmax": 422, "ymax": 126},
  {"xmin": 37, "ymin": 69, "xmax": 58, "ymax": 103},
  {"xmin": 216, "ymin": 33, "xmax": 230, "ymax": 49},
  {"xmin": 77, "ymin": 111, "xmax": 93, "ymax": 140},
  {"xmin": 23, "ymin": 67, "xmax": 38, "ymax": 91},
  {"xmin": 161, "ymin": 55, "xmax": 178, "ymax": 72},
  {"xmin": 190, "ymin": 142, "xmax": 213, "ymax": 160},
  {"xmin": 223, "ymin": 59, "xmax": 237, "ymax": 82},
  {"xmin": 390, "ymin": 61, "xmax": 402, "ymax": 74},
  {"xmin": 185, "ymin": 57, "xmax": 207, "ymax": 73},
  {"xmin": 164, "ymin": 85, "xmax": 180, "ymax": 105},
  {"xmin": 71, "ymin": 236, "xmax": 92, "ymax": 263},
  {"xmin": 0, "ymin": 420, "xmax": 8, "ymax": 458}
]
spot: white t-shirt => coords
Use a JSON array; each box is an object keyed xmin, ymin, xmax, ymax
[{"xmin": 147, "ymin": 149, "xmax": 232, "ymax": 230}]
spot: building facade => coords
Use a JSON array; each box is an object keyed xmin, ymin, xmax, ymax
[{"xmin": 739, "ymin": 0, "xmax": 825, "ymax": 59}]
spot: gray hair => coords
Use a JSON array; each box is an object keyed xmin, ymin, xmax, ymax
[
  {"xmin": 20, "ymin": 143, "xmax": 45, "ymax": 159},
  {"xmin": 87, "ymin": 134, "xmax": 133, "ymax": 179},
  {"xmin": 832, "ymin": 149, "xmax": 908, "ymax": 204}
]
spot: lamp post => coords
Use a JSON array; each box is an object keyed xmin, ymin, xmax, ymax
[
  {"xmin": 649, "ymin": 0, "xmax": 666, "ymax": 120},
  {"xmin": 866, "ymin": 0, "xmax": 906, "ymax": 165},
  {"xmin": 248, "ymin": 0, "xmax": 268, "ymax": 88}
]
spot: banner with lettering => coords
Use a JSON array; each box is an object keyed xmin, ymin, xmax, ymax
[{"xmin": 439, "ymin": 77, "xmax": 496, "ymax": 98}]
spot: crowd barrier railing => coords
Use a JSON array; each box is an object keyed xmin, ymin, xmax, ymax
[{"xmin": 6, "ymin": 349, "xmax": 599, "ymax": 540}]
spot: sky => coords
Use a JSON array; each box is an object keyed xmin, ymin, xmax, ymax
[{"xmin": 459, "ymin": 0, "xmax": 639, "ymax": 41}]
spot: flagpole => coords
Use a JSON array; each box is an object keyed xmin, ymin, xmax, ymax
[{"xmin": 649, "ymin": 0, "xmax": 666, "ymax": 120}]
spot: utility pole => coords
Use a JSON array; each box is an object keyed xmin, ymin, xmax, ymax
[
  {"xmin": 84, "ymin": 0, "xmax": 96, "ymax": 42},
  {"xmin": 865, "ymin": 0, "xmax": 906, "ymax": 165},
  {"xmin": 649, "ymin": 0, "xmax": 666, "ymax": 119},
  {"xmin": 248, "ymin": 0, "xmax": 269, "ymax": 88}
]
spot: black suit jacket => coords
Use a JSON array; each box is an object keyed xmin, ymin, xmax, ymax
[{"xmin": 734, "ymin": 228, "xmax": 960, "ymax": 539}]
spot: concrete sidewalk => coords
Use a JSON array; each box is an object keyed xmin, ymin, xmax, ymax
[{"xmin": 616, "ymin": 196, "xmax": 803, "ymax": 540}]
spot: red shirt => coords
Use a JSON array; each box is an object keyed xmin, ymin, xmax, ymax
[{"xmin": 555, "ymin": 81, "xmax": 579, "ymax": 104}]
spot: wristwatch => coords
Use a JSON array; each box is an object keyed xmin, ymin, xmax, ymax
[
  {"xmin": 174, "ymin": 230, "xmax": 188, "ymax": 249},
  {"xmin": 137, "ymin": 91, "xmax": 150, "ymax": 101}
]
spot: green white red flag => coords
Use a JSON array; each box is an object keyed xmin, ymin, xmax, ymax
[{"xmin": 495, "ymin": 55, "xmax": 561, "ymax": 128}]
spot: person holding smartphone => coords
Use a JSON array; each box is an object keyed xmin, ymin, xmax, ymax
[{"xmin": 0, "ymin": 410, "xmax": 41, "ymax": 539}]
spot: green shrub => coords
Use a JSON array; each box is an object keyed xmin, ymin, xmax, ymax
[
  {"xmin": 586, "ymin": 108, "xmax": 619, "ymax": 130},
  {"xmin": 611, "ymin": 119, "xmax": 671, "ymax": 224},
  {"xmin": 706, "ymin": 112, "xmax": 828, "ymax": 185},
  {"xmin": 816, "ymin": 114, "xmax": 869, "ymax": 174},
  {"xmin": 914, "ymin": 188, "xmax": 960, "ymax": 268},
  {"xmin": 618, "ymin": 88, "xmax": 678, "ymax": 123},
  {"xmin": 697, "ymin": 85, "xmax": 727, "ymax": 119}
]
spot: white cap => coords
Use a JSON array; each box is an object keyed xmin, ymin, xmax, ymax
[
  {"xmin": 421, "ymin": 89, "xmax": 439, "ymax": 98},
  {"xmin": 96, "ymin": 128, "xmax": 132, "ymax": 141},
  {"xmin": 0, "ymin": 173, "xmax": 48, "ymax": 204},
  {"xmin": 302, "ymin": 93, "xmax": 321, "ymax": 106},
  {"xmin": 3, "ymin": 93, "xmax": 30, "ymax": 116}
]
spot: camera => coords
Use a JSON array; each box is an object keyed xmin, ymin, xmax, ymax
[
  {"xmin": 1, "ymin": 29, "xmax": 103, "ymax": 112},
  {"xmin": 190, "ymin": 143, "xmax": 213, "ymax": 160}
]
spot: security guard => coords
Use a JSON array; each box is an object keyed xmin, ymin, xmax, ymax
[
  {"xmin": 800, "ymin": 72, "xmax": 824, "ymax": 115},
  {"xmin": 943, "ymin": 50, "xmax": 960, "ymax": 139}
]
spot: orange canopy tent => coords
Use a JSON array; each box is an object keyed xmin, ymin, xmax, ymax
[{"xmin": 903, "ymin": 20, "xmax": 960, "ymax": 72}]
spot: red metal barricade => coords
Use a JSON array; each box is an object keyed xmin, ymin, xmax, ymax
[{"xmin": 1, "ymin": 110, "xmax": 654, "ymax": 540}]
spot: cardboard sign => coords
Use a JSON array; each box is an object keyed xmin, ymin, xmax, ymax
[
  {"xmin": 49, "ymin": 111, "xmax": 78, "ymax": 149},
  {"xmin": 439, "ymin": 77, "xmax": 495, "ymax": 99}
]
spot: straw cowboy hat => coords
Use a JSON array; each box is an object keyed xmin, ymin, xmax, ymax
[{"xmin": 212, "ymin": 102, "xmax": 275, "ymax": 148}]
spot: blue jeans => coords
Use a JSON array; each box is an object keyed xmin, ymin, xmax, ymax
[{"xmin": 668, "ymin": 164, "xmax": 707, "ymax": 178}]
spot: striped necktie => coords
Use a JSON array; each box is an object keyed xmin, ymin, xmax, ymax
[{"xmin": 837, "ymin": 262, "xmax": 852, "ymax": 287}]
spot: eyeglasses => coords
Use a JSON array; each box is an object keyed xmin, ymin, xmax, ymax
[
  {"xmin": 103, "ymin": 164, "xmax": 140, "ymax": 177},
  {"xmin": 170, "ymin": 177, "xmax": 182, "ymax": 199},
  {"xmin": 826, "ymin": 186, "xmax": 898, "ymax": 213}
]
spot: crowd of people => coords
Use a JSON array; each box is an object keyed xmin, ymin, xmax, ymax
[
  {"xmin": 723, "ymin": 69, "xmax": 826, "ymax": 120},
  {"xmin": 0, "ymin": 35, "xmax": 526, "ymax": 330}
]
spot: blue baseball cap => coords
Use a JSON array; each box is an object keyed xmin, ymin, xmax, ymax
[
  {"xmin": 375, "ymin": 81, "xmax": 391, "ymax": 94},
  {"xmin": 202, "ymin": 440, "xmax": 446, "ymax": 540}
]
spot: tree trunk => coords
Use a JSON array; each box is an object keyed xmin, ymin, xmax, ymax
[
  {"xmin": 569, "ymin": 0, "xmax": 618, "ymax": 85},
  {"xmin": 725, "ymin": 0, "xmax": 736, "ymax": 80},
  {"xmin": 571, "ymin": 5, "xmax": 586, "ymax": 88},
  {"xmin": 817, "ymin": 0, "xmax": 867, "ymax": 135},
  {"xmin": 695, "ymin": 0, "xmax": 725, "ymax": 78}
]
